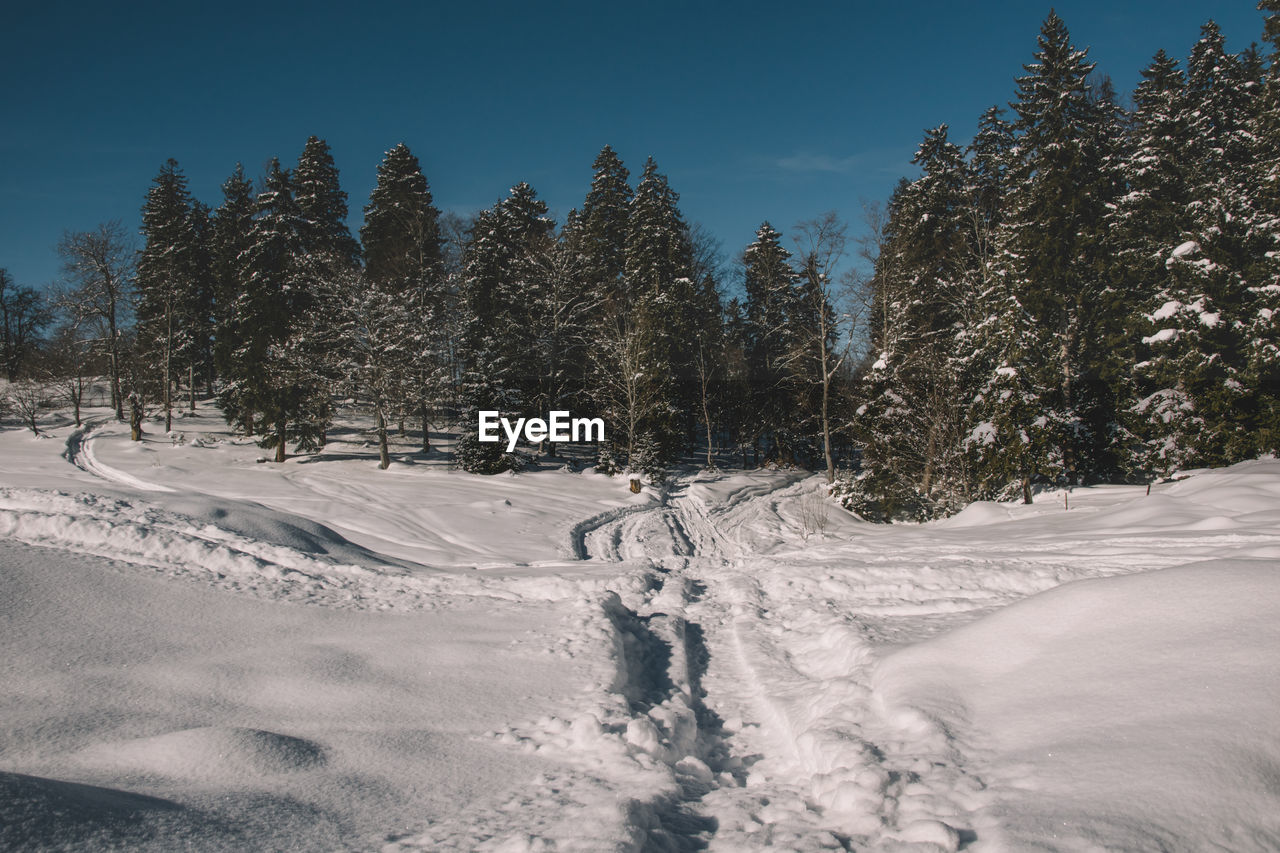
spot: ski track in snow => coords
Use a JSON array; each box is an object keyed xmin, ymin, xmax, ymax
[
  {"xmin": 65, "ymin": 423, "xmax": 176, "ymax": 493},
  {"xmin": 9, "ymin": 421, "xmax": 1280, "ymax": 850}
]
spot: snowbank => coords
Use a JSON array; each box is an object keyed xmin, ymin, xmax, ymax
[{"xmin": 874, "ymin": 560, "xmax": 1280, "ymax": 851}]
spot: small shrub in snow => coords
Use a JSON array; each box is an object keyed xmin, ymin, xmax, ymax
[
  {"xmin": 798, "ymin": 489, "xmax": 830, "ymax": 539},
  {"xmin": 456, "ymin": 432, "xmax": 525, "ymax": 475},
  {"xmin": 830, "ymin": 469, "xmax": 941, "ymax": 523},
  {"xmin": 594, "ymin": 441, "xmax": 623, "ymax": 477}
]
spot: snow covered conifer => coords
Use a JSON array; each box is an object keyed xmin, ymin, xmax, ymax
[
  {"xmin": 614, "ymin": 157, "xmax": 697, "ymax": 465},
  {"xmin": 741, "ymin": 222, "xmax": 799, "ymax": 461},
  {"xmin": 572, "ymin": 145, "xmax": 632, "ymax": 314},
  {"xmin": 457, "ymin": 183, "xmax": 555, "ymax": 472},
  {"xmin": 361, "ymin": 143, "xmax": 447, "ymax": 451},
  {"xmin": 982, "ymin": 12, "xmax": 1123, "ymax": 491},
  {"xmin": 219, "ymin": 158, "xmax": 328, "ymax": 462},
  {"xmin": 212, "ymin": 164, "xmax": 258, "ymax": 433},
  {"xmin": 293, "ymin": 136, "xmax": 360, "ymax": 268},
  {"xmin": 852, "ymin": 127, "xmax": 976, "ymax": 517},
  {"xmin": 136, "ymin": 159, "xmax": 200, "ymax": 432}
]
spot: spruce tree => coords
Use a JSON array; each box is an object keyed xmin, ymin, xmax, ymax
[
  {"xmin": 136, "ymin": 158, "xmax": 199, "ymax": 432},
  {"xmin": 981, "ymin": 11, "xmax": 1122, "ymax": 494},
  {"xmin": 572, "ymin": 145, "xmax": 632, "ymax": 313},
  {"xmin": 851, "ymin": 128, "xmax": 975, "ymax": 517},
  {"xmin": 1249, "ymin": 2, "xmax": 1280, "ymax": 451},
  {"xmin": 457, "ymin": 183, "xmax": 555, "ymax": 472},
  {"xmin": 293, "ymin": 136, "xmax": 361, "ymax": 267},
  {"xmin": 212, "ymin": 164, "xmax": 258, "ymax": 433},
  {"xmin": 617, "ymin": 157, "xmax": 697, "ymax": 467},
  {"xmin": 361, "ymin": 143, "xmax": 447, "ymax": 451},
  {"xmin": 220, "ymin": 158, "xmax": 328, "ymax": 462},
  {"xmin": 741, "ymin": 222, "xmax": 803, "ymax": 462}
]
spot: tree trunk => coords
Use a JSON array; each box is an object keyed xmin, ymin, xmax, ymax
[
  {"xmin": 164, "ymin": 310, "xmax": 173, "ymax": 433},
  {"xmin": 111, "ymin": 350, "xmax": 124, "ymax": 421},
  {"xmin": 377, "ymin": 407, "xmax": 391, "ymax": 470},
  {"xmin": 921, "ymin": 426, "xmax": 937, "ymax": 497},
  {"xmin": 702, "ymin": 398, "xmax": 714, "ymax": 469},
  {"xmin": 130, "ymin": 397, "xmax": 143, "ymax": 441},
  {"xmin": 274, "ymin": 419, "xmax": 287, "ymax": 463},
  {"xmin": 420, "ymin": 402, "xmax": 431, "ymax": 452},
  {"xmin": 822, "ymin": 377, "xmax": 835, "ymax": 485},
  {"xmin": 189, "ymin": 364, "xmax": 196, "ymax": 412},
  {"xmin": 1022, "ymin": 474, "xmax": 1033, "ymax": 505}
]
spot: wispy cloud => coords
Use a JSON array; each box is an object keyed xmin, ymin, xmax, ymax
[
  {"xmin": 773, "ymin": 148, "xmax": 909, "ymax": 178},
  {"xmin": 776, "ymin": 152, "xmax": 866, "ymax": 174}
]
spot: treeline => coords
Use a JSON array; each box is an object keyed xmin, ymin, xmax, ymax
[
  {"xmin": 7, "ymin": 7, "xmax": 1276, "ymax": 514},
  {"xmin": 840, "ymin": 8, "xmax": 1280, "ymax": 520},
  {"xmin": 4, "ymin": 140, "xmax": 853, "ymax": 477}
]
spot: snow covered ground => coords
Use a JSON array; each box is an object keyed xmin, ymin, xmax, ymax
[{"xmin": 1, "ymin": 403, "xmax": 1278, "ymax": 851}]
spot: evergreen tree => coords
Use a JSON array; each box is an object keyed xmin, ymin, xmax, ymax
[
  {"xmin": 457, "ymin": 183, "xmax": 556, "ymax": 472},
  {"xmin": 219, "ymin": 158, "xmax": 327, "ymax": 461},
  {"xmin": 615, "ymin": 157, "xmax": 697, "ymax": 466},
  {"xmin": 361, "ymin": 143, "xmax": 448, "ymax": 451},
  {"xmin": 571, "ymin": 145, "xmax": 632, "ymax": 313},
  {"xmin": 851, "ymin": 128, "xmax": 975, "ymax": 517},
  {"xmin": 212, "ymin": 164, "xmax": 257, "ymax": 432},
  {"xmin": 1249, "ymin": 1, "xmax": 1280, "ymax": 450},
  {"xmin": 741, "ymin": 222, "xmax": 800, "ymax": 461},
  {"xmin": 1133, "ymin": 21, "xmax": 1274, "ymax": 473},
  {"xmin": 980, "ymin": 11, "xmax": 1123, "ymax": 494},
  {"xmin": 293, "ymin": 135, "xmax": 361, "ymax": 267},
  {"xmin": 136, "ymin": 159, "xmax": 203, "ymax": 431}
]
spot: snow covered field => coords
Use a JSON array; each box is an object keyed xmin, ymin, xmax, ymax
[{"xmin": 2, "ymin": 404, "xmax": 1278, "ymax": 851}]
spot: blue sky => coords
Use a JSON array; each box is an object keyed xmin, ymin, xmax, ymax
[{"xmin": 2, "ymin": 1, "xmax": 1270, "ymax": 291}]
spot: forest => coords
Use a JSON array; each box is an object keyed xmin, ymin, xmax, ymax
[{"xmin": 2, "ymin": 8, "xmax": 1278, "ymax": 521}]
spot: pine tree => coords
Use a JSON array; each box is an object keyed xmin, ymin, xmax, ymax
[
  {"xmin": 293, "ymin": 136, "xmax": 361, "ymax": 267},
  {"xmin": 220, "ymin": 158, "xmax": 328, "ymax": 462},
  {"xmin": 741, "ymin": 222, "xmax": 799, "ymax": 462},
  {"xmin": 457, "ymin": 183, "xmax": 555, "ymax": 472},
  {"xmin": 981, "ymin": 11, "xmax": 1123, "ymax": 494},
  {"xmin": 615, "ymin": 157, "xmax": 697, "ymax": 466},
  {"xmin": 571, "ymin": 145, "xmax": 632, "ymax": 314},
  {"xmin": 1133, "ymin": 21, "xmax": 1274, "ymax": 473},
  {"xmin": 136, "ymin": 159, "xmax": 205, "ymax": 431},
  {"xmin": 1248, "ymin": 1, "xmax": 1280, "ymax": 450},
  {"xmin": 852, "ymin": 128, "xmax": 974, "ymax": 517},
  {"xmin": 360, "ymin": 143, "xmax": 447, "ymax": 451},
  {"xmin": 212, "ymin": 164, "xmax": 257, "ymax": 432}
]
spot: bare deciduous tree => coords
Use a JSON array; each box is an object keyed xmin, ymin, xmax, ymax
[
  {"xmin": 55, "ymin": 222, "xmax": 135, "ymax": 421},
  {"xmin": 790, "ymin": 212, "xmax": 853, "ymax": 484},
  {"xmin": 9, "ymin": 378, "xmax": 47, "ymax": 435}
]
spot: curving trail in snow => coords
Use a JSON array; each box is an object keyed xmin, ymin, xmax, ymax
[{"xmin": 65, "ymin": 424, "xmax": 176, "ymax": 493}]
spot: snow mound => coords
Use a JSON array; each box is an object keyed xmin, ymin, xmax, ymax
[
  {"xmin": 874, "ymin": 560, "xmax": 1280, "ymax": 850},
  {"xmin": 75, "ymin": 727, "xmax": 326, "ymax": 781},
  {"xmin": 936, "ymin": 500, "xmax": 1014, "ymax": 528},
  {"xmin": 0, "ymin": 771, "xmax": 203, "ymax": 852}
]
